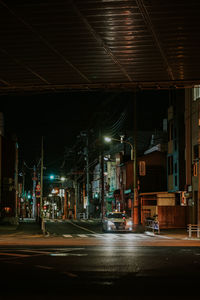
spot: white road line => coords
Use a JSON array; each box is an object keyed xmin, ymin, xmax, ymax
[
  {"xmin": 35, "ymin": 265, "xmax": 53, "ymax": 270},
  {"xmin": 18, "ymin": 249, "xmax": 53, "ymax": 255},
  {"xmin": 63, "ymin": 234, "xmax": 72, "ymax": 238},
  {"xmin": 62, "ymin": 271, "xmax": 78, "ymax": 278},
  {"xmin": 50, "ymin": 253, "xmax": 88, "ymax": 257},
  {"xmin": 77, "ymin": 234, "xmax": 88, "ymax": 238},
  {"xmin": 92, "ymin": 234, "xmax": 110, "ymax": 239},
  {"xmin": 69, "ymin": 221, "xmax": 96, "ymax": 234}
]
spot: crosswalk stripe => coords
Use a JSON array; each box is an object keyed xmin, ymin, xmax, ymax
[
  {"xmin": 60, "ymin": 233, "xmax": 161, "ymax": 240},
  {"xmin": 92, "ymin": 234, "xmax": 111, "ymax": 239},
  {"xmin": 63, "ymin": 234, "xmax": 72, "ymax": 238},
  {"xmin": 77, "ymin": 234, "xmax": 88, "ymax": 238},
  {"xmin": 91, "ymin": 234, "xmax": 102, "ymax": 238}
]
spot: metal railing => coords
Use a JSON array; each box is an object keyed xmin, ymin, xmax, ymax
[
  {"xmin": 145, "ymin": 218, "xmax": 160, "ymax": 234},
  {"xmin": 77, "ymin": 212, "xmax": 86, "ymax": 220},
  {"xmin": 187, "ymin": 224, "xmax": 200, "ymax": 238}
]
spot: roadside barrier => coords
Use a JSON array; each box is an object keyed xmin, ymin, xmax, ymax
[
  {"xmin": 145, "ymin": 218, "xmax": 160, "ymax": 234},
  {"xmin": 187, "ymin": 224, "xmax": 200, "ymax": 238},
  {"xmin": 77, "ymin": 213, "xmax": 86, "ymax": 220}
]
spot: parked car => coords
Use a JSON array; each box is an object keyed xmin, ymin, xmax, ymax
[{"xmin": 102, "ymin": 211, "xmax": 133, "ymax": 232}]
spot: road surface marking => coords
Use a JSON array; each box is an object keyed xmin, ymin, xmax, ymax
[
  {"xmin": 92, "ymin": 234, "xmax": 110, "ymax": 239},
  {"xmin": 62, "ymin": 271, "xmax": 78, "ymax": 278},
  {"xmin": 69, "ymin": 221, "xmax": 96, "ymax": 234},
  {"xmin": 63, "ymin": 234, "xmax": 72, "ymax": 238},
  {"xmin": 18, "ymin": 249, "xmax": 54, "ymax": 255},
  {"xmin": 50, "ymin": 253, "xmax": 88, "ymax": 257},
  {"xmin": 49, "ymin": 247, "xmax": 84, "ymax": 252},
  {"xmin": 77, "ymin": 234, "xmax": 88, "ymax": 238},
  {"xmin": 35, "ymin": 265, "xmax": 54, "ymax": 270}
]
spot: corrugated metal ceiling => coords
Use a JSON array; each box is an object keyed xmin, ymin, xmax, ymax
[{"xmin": 0, "ymin": 0, "xmax": 200, "ymax": 94}]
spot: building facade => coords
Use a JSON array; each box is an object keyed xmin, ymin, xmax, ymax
[
  {"xmin": 185, "ymin": 86, "xmax": 200, "ymax": 224},
  {"xmin": 0, "ymin": 133, "xmax": 19, "ymax": 224}
]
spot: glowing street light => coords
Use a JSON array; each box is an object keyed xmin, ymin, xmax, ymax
[
  {"xmin": 104, "ymin": 136, "xmax": 134, "ymax": 160},
  {"xmin": 104, "ymin": 135, "xmax": 137, "ymax": 222},
  {"xmin": 104, "ymin": 137, "xmax": 112, "ymax": 142}
]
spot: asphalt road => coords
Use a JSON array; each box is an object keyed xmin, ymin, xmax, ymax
[
  {"xmin": 0, "ymin": 244, "xmax": 200, "ymax": 300},
  {"xmin": 0, "ymin": 220, "xmax": 200, "ymax": 300},
  {"xmin": 45, "ymin": 219, "xmax": 102, "ymax": 235}
]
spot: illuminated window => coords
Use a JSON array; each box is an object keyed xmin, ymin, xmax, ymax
[{"xmin": 193, "ymin": 85, "xmax": 200, "ymax": 101}]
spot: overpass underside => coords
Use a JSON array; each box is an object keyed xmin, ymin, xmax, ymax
[{"xmin": 0, "ymin": 0, "xmax": 199, "ymax": 94}]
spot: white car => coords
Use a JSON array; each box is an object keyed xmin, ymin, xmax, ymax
[{"xmin": 102, "ymin": 211, "xmax": 133, "ymax": 232}]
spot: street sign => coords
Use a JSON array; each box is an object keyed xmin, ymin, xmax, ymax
[{"xmin": 36, "ymin": 184, "xmax": 41, "ymax": 191}]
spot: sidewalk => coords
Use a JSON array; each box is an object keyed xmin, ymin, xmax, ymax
[
  {"xmin": 147, "ymin": 228, "xmax": 200, "ymax": 240},
  {"xmin": 0, "ymin": 218, "xmax": 43, "ymax": 236}
]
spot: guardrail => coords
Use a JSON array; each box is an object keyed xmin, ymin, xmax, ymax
[
  {"xmin": 77, "ymin": 212, "xmax": 86, "ymax": 220},
  {"xmin": 187, "ymin": 224, "xmax": 200, "ymax": 238},
  {"xmin": 145, "ymin": 219, "xmax": 160, "ymax": 234}
]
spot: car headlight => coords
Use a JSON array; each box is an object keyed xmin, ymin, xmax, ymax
[{"xmin": 107, "ymin": 220, "xmax": 114, "ymax": 226}]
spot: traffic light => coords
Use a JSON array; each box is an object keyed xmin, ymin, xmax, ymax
[{"xmin": 49, "ymin": 174, "xmax": 55, "ymax": 180}]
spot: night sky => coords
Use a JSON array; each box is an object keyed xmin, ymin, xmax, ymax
[{"xmin": 1, "ymin": 90, "xmax": 169, "ymax": 175}]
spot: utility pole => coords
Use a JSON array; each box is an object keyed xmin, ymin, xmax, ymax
[
  {"xmin": 133, "ymin": 93, "xmax": 139, "ymax": 226},
  {"xmin": 22, "ymin": 161, "xmax": 25, "ymax": 219},
  {"xmin": 198, "ymin": 101, "xmax": 200, "ymax": 225},
  {"xmin": 40, "ymin": 136, "xmax": 45, "ymax": 233},
  {"xmin": 100, "ymin": 151, "xmax": 104, "ymax": 218},
  {"xmin": 86, "ymin": 133, "xmax": 90, "ymax": 219},
  {"xmin": 32, "ymin": 165, "xmax": 37, "ymax": 219},
  {"xmin": 80, "ymin": 130, "xmax": 90, "ymax": 218},
  {"xmin": 99, "ymin": 130, "xmax": 105, "ymax": 219},
  {"xmin": 22, "ymin": 161, "xmax": 25, "ymax": 201},
  {"xmin": 74, "ymin": 175, "xmax": 78, "ymax": 219},
  {"xmin": 14, "ymin": 137, "xmax": 19, "ymax": 221}
]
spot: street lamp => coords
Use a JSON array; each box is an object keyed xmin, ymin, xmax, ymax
[
  {"xmin": 104, "ymin": 136, "xmax": 134, "ymax": 160},
  {"xmin": 104, "ymin": 136, "xmax": 138, "ymax": 224}
]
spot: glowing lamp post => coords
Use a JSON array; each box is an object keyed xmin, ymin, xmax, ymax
[{"xmin": 104, "ymin": 136, "xmax": 137, "ymax": 224}]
